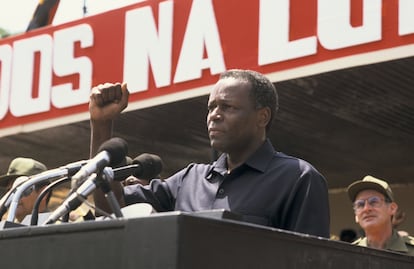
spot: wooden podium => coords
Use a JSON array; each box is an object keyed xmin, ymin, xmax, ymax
[{"xmin": 0, "ymin": 210, "xmax": 413, "ymax": 268}]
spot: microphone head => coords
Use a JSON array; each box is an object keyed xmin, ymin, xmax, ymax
[
  {"xmin": 132, "ymin": 153, "xmax": 163, "ymax": 180},
  {"xmin": 98, "ymin": 137, "xmax": 128, "ymax": 167}
]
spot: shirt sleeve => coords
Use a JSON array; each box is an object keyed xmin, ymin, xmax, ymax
[
  {"xmin": 280, "ymin": 161, "xmax": 331, "ymax": 238},
  {"xmin": 123, "ymin": 165, "xmax": 191, "ymax": 212}
]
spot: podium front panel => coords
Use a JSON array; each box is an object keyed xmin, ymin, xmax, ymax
[{"xmin": 0, "ymin": 212, "xmax": 413, "ymax": 268}]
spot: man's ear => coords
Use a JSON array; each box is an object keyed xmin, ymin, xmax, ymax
[
  {"xmin": 355, "ymin": 214, "xmax": 359, "ymax": 224},
  {"xmin": 257, "ymin": 107, "xmax": 271, "ymax": 128},
  {"xmin": 389, "ymin": 202, "xmax": 398, "ymax": 217}
]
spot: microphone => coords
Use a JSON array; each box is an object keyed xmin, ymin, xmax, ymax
[
  {"xmin": 44, "ymin": 166, "xmax": 119, "ymax": 225},
  {"xmin": 0, "ymin": 176, "xmax": 30, "ymax": 218},
  {"xmin": 44, "ymin": 173, "xmax": 101, "ymax": 225},
  {"xmin": 3, "ymin": 160, "xmax": 90, "ymax": 222},
  {"xmin": 113, "ymin": 153, "xmax": 163, "ymax": 181},
  {"xmin": 44, "ymin": 154, "xmax": 162, "ymax": 225},
  {"xmin": 71, "ymin": 137, "xmax": 128, "ymax": 190},
  {"xmin": 0, "ymin": 159, "xmax": 88, "ymax": 216}
]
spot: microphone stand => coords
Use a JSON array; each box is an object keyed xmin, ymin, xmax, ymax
[
  {"xmin": 7, "ymin": 168, "xmax": 69, "ymax": 222},
  {"xmin": 42, "ymin": 167, "xmax": 123, "ymax": 225},
  {"xmin": 99, "ymin": 167, "xmax": 123, "ymax": 218},
  {"xmin": 0, "ymin": 176, "xmax": 29, "ymax": 220},
  {"xmin": 3, "ymin": 160, "xmax": 87, "ymax": 223},
  {"xmin": 30, "ymin": 177, "xmax": 69, "ymax": 226}
]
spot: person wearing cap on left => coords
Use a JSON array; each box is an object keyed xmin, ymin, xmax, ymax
[
  {"xmin": 347, "ymin": 175, "xmax": 414, "ymax": 256},
  {"xmin": 0, "ymin": 157, "xmax": 50, "ymax": 223}
]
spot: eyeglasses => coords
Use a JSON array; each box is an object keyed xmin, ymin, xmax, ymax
[
  {"xmin": 22, "ymin": 185, "xmax": 35, "ymax": 197},
  {"xmin": 353, "ymin": 196, "xmax": 388, "ymax": 212}
]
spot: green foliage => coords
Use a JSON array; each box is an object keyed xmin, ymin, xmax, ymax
[{"xmin": 0, "ymin": 27, "xmax": 10, "ymax": 38}]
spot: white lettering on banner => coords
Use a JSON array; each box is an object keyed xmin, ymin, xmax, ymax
[
  {"xmin": 258, "ymin": 0, "xmax": 384, "ymax": 65},
  {"xmin": 318, "ymin": 0, "xmax": 381, "ymax": 49},
  {"xmin": 10, "ymin": 35, "xmax": 53, "ymax": 117},
  {"xmin": 52, "ymin": 24, "xmax": 94, "ymax": 108},
  {"xmin": 1, "ymin": 0, "xmax": 413, "ymax": 123},
  {"xmin": 124, "ymin": 0, "xmax": 225, "ymax": 92},
  {"xmin": 124, "ymin": 1, "xmax": 174, "ymax": 93},
  {"xmin": 259, "ymin": 0, "xmax": 317, "ymax": 65},
  {"xmin": 173, "ymin": 0, "xmax": 225, "ymax": 83},
  {"xmin": 0, "ymin": 45, "xmax": 12, "ymax": 120},
  {"xmin": 399, "ymin": 0, "xmax": 414, "ymax": 36}
]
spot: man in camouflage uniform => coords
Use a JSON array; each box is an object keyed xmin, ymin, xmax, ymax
[{"xmin": 347, "ymin": 175, "xmax": 414, "ymax": 256}]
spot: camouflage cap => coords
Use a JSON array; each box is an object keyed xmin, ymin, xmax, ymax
[
  {"xmin": 347, "ymin": 175, "xmax": 394, "ymax": 202},
  {"xmin": 0, "ymin": 157, "xmax": 47, "ymax": 188}
]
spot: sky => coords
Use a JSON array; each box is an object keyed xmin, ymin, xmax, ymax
[{"xmin": 0, "ymin": 0, "xmax": 144, "ymax": 35}]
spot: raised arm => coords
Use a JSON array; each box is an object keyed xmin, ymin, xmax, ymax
[
  {"xmin": 89, "ymin": 82, "xmax": 129, "ymax": 215},
  {"xmin": 89, "ymin": 82, "xmax": 129, "ymax": 157}
]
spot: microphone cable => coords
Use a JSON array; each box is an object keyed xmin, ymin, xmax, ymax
[
  {"xmin": 30, "ymin": 176, "xmax": 69, "ymax": 226},
  {"xmin": 33, "ymin": 176, "xmax": 114, "ymax": 225}
]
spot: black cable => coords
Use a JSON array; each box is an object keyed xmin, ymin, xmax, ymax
[{"xmin": 30, "ymin": 176, "xmax": 69, "ymax": 226}]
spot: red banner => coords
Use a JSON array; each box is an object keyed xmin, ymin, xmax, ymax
[{"xmin": 0, "ymin": 0, "xmax": 413, "ymax": 134}]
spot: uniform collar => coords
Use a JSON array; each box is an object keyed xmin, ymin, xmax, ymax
[
  {"xmin": 358, "ymin": 230, "xmax": 409, "ymax": 253},
  {"xmin": 384, "ymin": 229, "xmax": 409, "ymax": 253}
]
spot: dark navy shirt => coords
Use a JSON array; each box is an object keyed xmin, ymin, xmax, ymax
[{"xmin": 124, "ymin": 139, "xmax": 330, "ymax": 237}]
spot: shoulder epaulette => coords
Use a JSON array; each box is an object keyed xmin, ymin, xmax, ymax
[
  {"xmin": 352, "ymin": 238, "xmax": 362, "ymax": 245},
  {"xmin": 403, "ymin": 236, "xmax": 414, "ymax": 246}
]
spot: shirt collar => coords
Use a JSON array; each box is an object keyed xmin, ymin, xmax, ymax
[
  {"xmin": 208, "ymin": 139, "xmax": 275, "ymax": 177},
  {"xmin": 385, "ymin": 229, "xmax": 409, "ymax": 253},
  {"xmin": 244, "ymin": 139, "xmax": 275, "ymax": 172}
]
